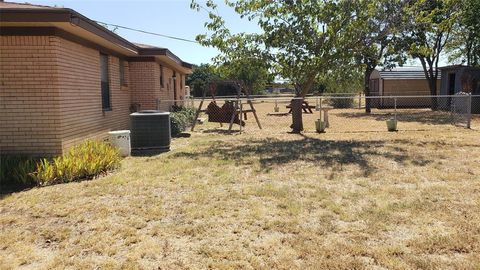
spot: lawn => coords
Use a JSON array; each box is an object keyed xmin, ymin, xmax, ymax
[{"xmin": 1, "ymin": 105, "xmax": 480, "ymax": 269}]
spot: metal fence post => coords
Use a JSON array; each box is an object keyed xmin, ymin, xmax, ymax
[
  {"xmin": 467, "ymin": 93, "xmax": 472, "ymax": 129},
  {"xmin": 239, "ymin": 98, "xmax": 243, "ymax": 133},
  {"xmin": 319, "ymin": 97, "xmax": 322, "ymax": 120},
  {"xmin": 394, "ymin": 97, "xmax": 397, "ymax": 122},
  {"xmin": 358, "ymin": 92, "xmax": 362, "ymax": 109}
]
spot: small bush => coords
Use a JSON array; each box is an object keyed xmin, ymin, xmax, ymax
[
  {"xmin": 170, "ymin": 107, "xmax": 197, "ymax": 137},
  {"xmin": 32, "ymin": 140, "xmax": 121, "ymax": 186},
  {"xmin": 330, "ymin": 97, "xmax": 354, "ymax": 108},
  {"xmin": 170, "ymin": 112, "xmax": 188, "ymax": 137},
  {"xmin": 0, "ymin": 156, "xmax": 39, "ymax": 187}
]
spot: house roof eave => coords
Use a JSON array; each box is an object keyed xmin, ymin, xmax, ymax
[
  {"xmin": 0, "ymin": 8, "xmax": 139, "ymax": 52},
  {"xmin": 138, "ymin": 48, "xmax": 192, "ymax": 72},
  {"xmin": 0, "ymin": 4, "xmax": 193, "ymax": 71}
]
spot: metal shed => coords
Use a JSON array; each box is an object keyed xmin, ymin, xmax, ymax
[
  {"xmin": 369, "ymin": 67, "xmax": 441, "ymax": 108},
  {"xmin": 439, "ymin": 65, "xmax": 480, "ymax": 113}
]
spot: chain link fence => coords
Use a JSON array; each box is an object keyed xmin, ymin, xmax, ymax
[{"xmin": 152, "ymin": 94, "xmax": 479, "ymax": 134}]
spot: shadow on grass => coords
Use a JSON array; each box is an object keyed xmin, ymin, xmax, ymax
[
  {"xmin": 172, "ymin": 134, "xmax": 432, "ymax": 176},
  {"xmin": 200, "ymin": 128, "xmax": 242, "ymax": 134},
  {"xmin": 0, "ymin": 184, "xmax": 34, "ymax": 199},
  {"xmin": 336, "ymin": 110, "xmax": 455, "ymax": 126}
]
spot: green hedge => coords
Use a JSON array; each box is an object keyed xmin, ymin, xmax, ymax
[
  {"xmin": 329, "ymin": 97, "xmax": 355, "ymax": 108},
  {"xmin": 170, "ymin": 107, "xmax": 197, "ymax": 137}
]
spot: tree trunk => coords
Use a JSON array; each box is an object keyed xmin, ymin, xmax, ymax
[
  {"xmin": 290, "ymin": 98, "xmax": 303, "ymax": 133},
  {"xmin": 299, "ymin": 73, "xmax": 317, "ymax": 97},
  {"xmin": 364, "ymin": 68, "xmax": 374, "ymax": 114},
  {"xmin": 419, "ymin": 57, "xmax": 439, "ymax": 110},
  {"xmin": 428, "ymin": 78, "xmax": 438, "ymax": 110}
]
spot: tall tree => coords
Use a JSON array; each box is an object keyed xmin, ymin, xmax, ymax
[
  {"xmin": 217, "ymin": 55, "xmax": 273, "ymax": 95},
  {"xmin": 446, "ymin": 0, "xmax": 480, "ymax": 66},
  {"xmin": 343, "ymin": 0, "xmax": 405, "ymax": 113},
  {"xmin": 186, "ymin": 63, "xmax": 219, "ymax": 97},
  {"xmin": 191, "ymin": 0, "xmax": 350, "ymax": 97},
  {"xmin": 401, "ymin": 0, "xmax": 461, "ymax": 109}
]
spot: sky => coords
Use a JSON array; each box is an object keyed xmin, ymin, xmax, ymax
[
  {"xmin": 25, "ymin": 0, "xmax": 449, "ymax": 67},
  {"xmin": 26, "ymin": 0, "xmax": 261, "ymax": 65}
]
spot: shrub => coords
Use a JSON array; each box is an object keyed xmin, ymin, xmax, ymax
[
  {"xmin": 32, "ymin": 140, "xmax": 121, "ymax": 186},
  {"xmin": 170, "ymin": 106, "xmax": 197, "ymax": 137},
  {"xmin": 181, "ymin": 107, "xmax": 197, "ymax": 122},
  {"xmin": 170, "ymin": 112, "xmax": 188, "ymax": 137},
  {"xmin": 330, "ymin": 97, "xmax": 355, "ymax": 108},
  {"xmin": 0, "ymin": 156, "xmax": 39, "ymax": 187}
]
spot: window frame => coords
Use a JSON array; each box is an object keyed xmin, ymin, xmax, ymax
[
  {"xmin": 119, "ymin": 59, "xmax": 127, "ymax": 86},
  {"xmin": 100, "ymin": 53, "xmax": 111, "ymax": 111},
  {"xmin": 160, "ymin": 65, "xmax": 164, "ymax": 88}
]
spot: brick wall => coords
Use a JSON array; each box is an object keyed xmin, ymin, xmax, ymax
[
  {"xmin": 129, "ymin": 61, "xmax": 158, "ymax": 110},
  {"xmin": 0, "ymin": 35, "xmax": 63, "ymax": 155},
  {"xmin": 0, "ymin": 35, "xmax": 132, "ymax": 155},
  {"xmin": 1, "ymin": 34, "xmax": 188, "ymax": 156},
  {"xmin": 129, "ymin": 61, "xmax": 186, "ymax": 111},
  {"xmin": 55, "ymin": 37, "xmax": 131, "ymax": 151}
]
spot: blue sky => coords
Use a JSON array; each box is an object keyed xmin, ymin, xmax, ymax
[
  {"xmin": 26, "ymin": 0, "xmax": 449, "ymax": 67},
  {"xmin": 27, "ymin": 0, "xmax": 260, "ymax": 65}
]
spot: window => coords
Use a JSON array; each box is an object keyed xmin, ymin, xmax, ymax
[
  {"xmin": 100, "ymin": 53, "xmax": 111, "ymax": 110},
  {"xmin": 173, "ymin": 71, "xmax": 177, "ymax": 100},
  {"xmin": 119, "ymin": 59, "xmax": 127, "ymax": 86},
  {"xmin": 160, "ymin": 65, "xmax": 164, "ymax": 88}
]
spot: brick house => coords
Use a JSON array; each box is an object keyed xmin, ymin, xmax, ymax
[{"xmin": 0, "ymin": 2, "xmax": 192, "ymax": 156}]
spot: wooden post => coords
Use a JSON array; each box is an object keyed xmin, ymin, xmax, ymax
[
  {"xmin": 191, "ymin": 88, "xmax": 207, "ymax": 131},
  {"xmin": 228, "ymin": 100, "xmax": 236, "ymax": 132},
  {"xmin": 291, "ymin": 98, "xmax": 303, "ymax": 133},
  {"xmin": 248, "ymin": 99, "xmax": 262, "ymax": 129}
]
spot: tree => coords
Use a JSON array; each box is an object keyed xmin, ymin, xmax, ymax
[
  {"xmin": 341, "ymin": 0, "xmax": 405, "ymax": 113},
  {"xmin": 216, "ymin": 55, "xmax": 273, "ymax": 95},
  {"xmin": 317, "ymin": 66, "xmax": 364, "ymax": 94},
  {"xmin": 446, "ymin": 0, "xmax": 480, "ymax": 66},
  {"xmin": 401, "ymin": 0, "xmax": 461, "ymax": 109},
  {"xmin": 191, "ymin": 0, "xmax": 350, "ymax": 97},
  {"xmin": 186, "ymin": 63, "xmax": 219, "ymax": 97}
]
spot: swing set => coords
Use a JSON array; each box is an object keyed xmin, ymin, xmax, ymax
[{"xmin": 190, "ymin": 80, "xmax": 262, "ymax": 132}]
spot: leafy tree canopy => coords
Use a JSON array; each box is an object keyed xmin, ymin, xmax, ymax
[
  {"xmin": 192, "ymin": 0, "xmax": 351, "ymax": 97},
  {"xmin": 186, "ymin": 63, "xmax": 219, "ymax": 97},
  {"xmin": 446, "ymin": 0, "xmax": 480, "ymax": 66},
  {"xmin": 191, "ymin": 0, "xmax": 474, "ymax": 104}
]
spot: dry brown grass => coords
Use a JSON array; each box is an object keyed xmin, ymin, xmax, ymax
[{"xmin": 1, "ymin": 103, "xmax": 480, "ymax": 269}]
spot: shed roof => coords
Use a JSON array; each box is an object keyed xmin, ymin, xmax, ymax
[
  {"xmin": 438, "ymin": 65, "xmax": 480, "ymax": 71},
  {"xmin": 377, "ymin": 67, "xmax": 441, "ymax": 80}
]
